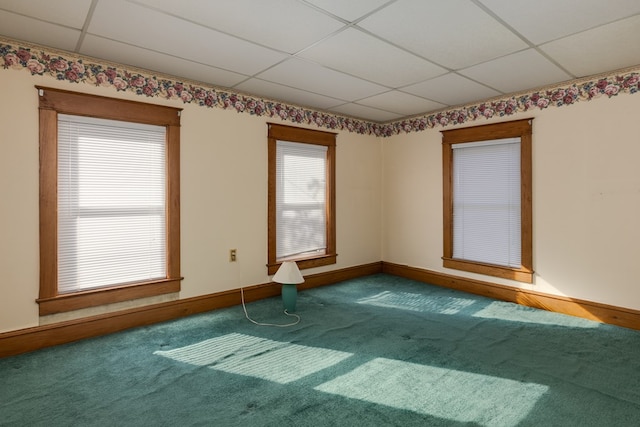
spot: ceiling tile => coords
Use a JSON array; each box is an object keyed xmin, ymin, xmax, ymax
[
  {"xmin": 134, "ymin": 0, "xmax": 345, "ymax": 54},
  {"xmin": 540, "ymin": 15, "xmax": 640, "ymax": 77},
  {"xmin": 459, "ymin": 49, "xmax": 573, "ymax": 93},
  {"xmin": 0, "ymin": 10, "xmax": 81, "ymax": 51},
  {"xmin": 88, "ymin": 0, "xmax": 287, "ymax": 75},
  {"xmin": 298, "ymin": 27, "xmax": 446, "ymax": 88},
  {"xmin": 235, "ymin": 78, "xmax": 345, "ymax": 110},
  {"xmin": 357, "ymin": 90, "xmax": 446, "ymax": 116},
  {"xmin": 2, "ymin": 0, "xmax": 639, "ymax": 123},
  {"xmin": 0, "ymin": 0, "xmax": 92, "ymax": 28},
  {"xmin": 80, "ymin": 35, "xmax": 248, "ymax": 88},
  {"xmin": 403, "ymin": 73, "xmax": 501, "ymax": 106},
  {"xmin": 303, "ymin": 0, "xmax": 393, "ymax": 22},
  {"xmin": 256, "ymin": 58, "xmax": 388, "ymax": 101},
  {"xmin": 479, "ymin": 0, "xmax": 640, "ymax": 44},
  {"xmin": 358, "ymin": 0, "xmax": 527, "ymax": 69},
  {"xmin": 329, "ymin": 103, "xmax": 403, "ymax": 122}
]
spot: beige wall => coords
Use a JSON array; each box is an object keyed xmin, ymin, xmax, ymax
[
  {"xmin": 2, "ymin": 57, "xmax": 639, "ymax": 335},
  {"xmin": 382, "ymin": 92, "xmax": 640, "ymax": 311},
  {"xmin": 0, "ymin": 69, "xmax": 382, "ymax": 333}
]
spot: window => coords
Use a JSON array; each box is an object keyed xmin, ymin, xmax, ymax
[
  {"xmin": 267, "ymin": 124, "xmax": 336, "ymax": 275},
  {"xmin": 441, "ymin": 119, "xmax": 533, "ymax": 283},
  {"xmin": 38, "ymin": 87, "xmax": 182, "ymax": 315}
]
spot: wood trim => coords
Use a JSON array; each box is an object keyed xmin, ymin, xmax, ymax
[
  {"xmin": 441, "ymin": 139, "xmax": 453, "ymax": 258},
  {"xmin": 267, "ymin": 254, "xmax": 338, "ymax": 276},
  {"xmin": 299, "ymin": 262, "xmax": 382, "ymax": 290},
  {"xmin": 267, "ymin": 122, "xmax": 337, "ymax": 145},
  {"xmin": 382, "ymin": 262, "xmax": 640, "ymax": 331},
  {"xmin": 36, "ymin": 278, "xmax": 182, "ymax": 316},
  {"xmin": 266, "ymin": 123, "xmax": 337, "ymax": 275},
  {"xmin": 325, "ymin": 142, "xmax": 337, "ymax": 269},
  {"xmin": 442, "ymin": 258, "xmax": 533, "ymax": 283},
  {"xmin": 166, "ymin": 123, "xmax": 181, "ymax": 280},
  {"xmin": 267, "ymin": 131, "xmax": 278, "ymax": 274},
  {"xmin": 38, "ymin": 108, "xmax": 58, "ymax": 300},
  {"xmin": 36, "ymin": 86, "xmax": 181, "ymax": 126},
  {"xmin": 441, "ymin": 119, "xmax": 532, "ymax": 144},
  {"xmin": 520, "ymin": 128, "xmax": 533, "ymax": 271},
  {"xmin": 13, "ymin": 261, "xmax": 640, "ymax": 356},
  {"xmin": 37, "ymin": 86, "xmax": 182, "ymax": 314},
  {"xmin": 1, "ymin": 262, "xmax": 382, "ymax": 358},
  {"xmin": 441, "ymin": 118, "xmax": 534, "ymax": 283}
]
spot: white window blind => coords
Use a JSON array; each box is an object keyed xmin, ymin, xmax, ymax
[
  {"xmin": 276, "ymin": 140, "xmax": 327, "ymax": 260},
  {"xmin": 57, "ymin": 114, "xmax": 167, "ymax": 293},
  {"xmin": 452, "ymin": 137, "xmax": 521, "ymax": 268}
]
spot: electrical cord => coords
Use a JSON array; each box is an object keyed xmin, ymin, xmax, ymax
[{"xmin": 240, "ymin": 287, "xmax": 300, "ymax": 327}]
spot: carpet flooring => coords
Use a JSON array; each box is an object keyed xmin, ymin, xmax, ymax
[{"xmin": 2, "ymin": 274, "xmax": 639, "ymax": 426}]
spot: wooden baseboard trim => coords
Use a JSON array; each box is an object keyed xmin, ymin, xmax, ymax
[
  {"xmin": 4, "ymin": 260, "xmax": 636, "ymax": 356},
  {"xmin": 382, "ymin": 262, "xmax": 640, "ymax": 331},
  {"xmin": 300, "ymin": 261, "xmax": 383, "ymax": 290},
  {"xmin": 0, "ymin": 262, "xmax": 382, "ymax": 358}
]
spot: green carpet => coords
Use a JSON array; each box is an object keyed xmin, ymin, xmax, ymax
[{"xmin": 2, "ymin": 274, "xmax": 640, "ymax": 426}]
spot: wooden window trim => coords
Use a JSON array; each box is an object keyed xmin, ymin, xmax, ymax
[
  {"xmin": 37, "ymin": 86, "xmax": 182, "ymax": 315},
  {"xmin": 441, "ymin": 119, "xmax": 533, "ymax": 283},
  {"xmin": 267, "ymin": 123, "xmax": 337, "ymax": 275}
]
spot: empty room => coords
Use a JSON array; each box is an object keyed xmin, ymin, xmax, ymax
[{"xmin": 1, "ymin": 1, "xmax": 640, "ymax": 425}]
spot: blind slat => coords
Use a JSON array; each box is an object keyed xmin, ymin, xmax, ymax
[
  {"xmin": 57, "ymin": 115, "xmax": 167, "ymax": 293},
  {"xmin": 452, "ymin": 138, "xmax": 521, "ymax": 268},
  {"xmin": 276, "ymin": 140, "xmax": 327, "ymax": 260}
]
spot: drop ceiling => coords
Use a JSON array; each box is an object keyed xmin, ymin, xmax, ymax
[{"xmin": 1, "ymin": 0, "xmax": 639, "ymax": 123}]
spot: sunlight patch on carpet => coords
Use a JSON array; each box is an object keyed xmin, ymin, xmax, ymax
[
  {"xmin": 472, "ymin": 301, "xmax": 599, "ymax": 328},
  {"xmin": 315, "ymin": 357, "xmax": 548, "ymax": 426},
  {"xmin": 154, "ymin": 333, "xmax": 352, "ymax": 384},
  {"xmin": 357, "ymin": 291, "xmax": 475, "ymax": 314}
]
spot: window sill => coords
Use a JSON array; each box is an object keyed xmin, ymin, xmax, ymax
[
  {"xmin": 443, "ymin": 257, "xmax": 533, "ymax": 284},
  {"xmin": 268, "ymin": 253, "xmax": 337, "ymax": 275},
  {"xmin": 36, "ymin": 277, "xmax": 182, "ymax": 316}
]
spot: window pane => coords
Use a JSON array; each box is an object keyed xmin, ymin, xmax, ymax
[
  {"xmin": 58, "ymin": 115, "xmax": 167, "ymax": 293},
  {"xmin": 276, "ymin": 141, "xmax": 327, "ymax": 259},
  {"xmin": 452, "ymin": 138, "xmax": 521, "ymax": 268}
]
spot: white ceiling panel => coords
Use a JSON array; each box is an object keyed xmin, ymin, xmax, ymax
[
  {"xmin": 357, "ymin": 0, "xmax": 528, "ymax": 69},
  {"xmin": 358, "ymin": 91, "xmax": 446, "ymax": 116},
  {"xmin": 459, "ymin": 49, "xmax": 573, "ymax": 93},
  {"xmin": 88, "ymin": 0, "xmax": 287, "ymax": 75},
  {"xmin": 0, "ymin": 0, "xmax": 92, "ymax": 28},
  {"xmin": 298, "ymin": 27, "xmax": 446, "ymax": 88},
  {"xmin": 303, "ymin": 0, "xmax": 393, "ymax": 22},
  {"xmin": 235, "ymin": 78, "xmax": 345, "ymax": 110},
  {"xmin": 329, "ymin": 103, "xmax": 403, "ymax": 123},
  {"xmin": 540, "ymin": 15, "xmax": 640, "ymax": 77},
  {"xmin": 479, "ymin": 0, "xmax": 640, "ymax": 44},
  {"xmin": 256, "ymin": 58, "xmax": 388, "ymax": 101},
  {"xmin": 0, "ymin": 10, "xmax": 81, "ymax": 51},
  {"xmin": 80, "ymin": 35, "xmax": 248, "ymax": 88},
  {"xmin": 404, "ymin": 73, "xmax": 501, "ymax": 107},
  {"xmin": 1, "ymin": 0, "xmax": 639, "ymax": 123},
  {"xmin": 134, "ymin": 0, "xmax": 345, "ymax": 54}
]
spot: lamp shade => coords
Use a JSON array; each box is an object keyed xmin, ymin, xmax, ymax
[{"xmin": 272, "ymin": 261, "xmax": 304, "ymax": 284}]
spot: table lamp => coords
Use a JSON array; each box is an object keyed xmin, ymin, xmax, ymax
[{"xmin": 272, "ymin": 261, "xmax": 304, "ymax": 312}]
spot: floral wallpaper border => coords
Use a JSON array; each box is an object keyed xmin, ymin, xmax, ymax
[{"xmin": 2, "ymin": 37, "xmax": 639, "ymax": 137}]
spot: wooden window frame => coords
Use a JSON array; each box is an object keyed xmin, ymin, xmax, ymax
[
  {"xmin": 37, "ymin": 86, "xmax": 182, "ymax": 315},
  {"xmin": 442, "ymin": 119, "xmax": 533, "ymax": 283},
  {"xmin": 267, "ymin": 123, "xmax": 337, "ymax": 275}
]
